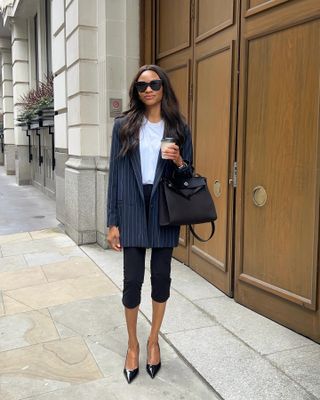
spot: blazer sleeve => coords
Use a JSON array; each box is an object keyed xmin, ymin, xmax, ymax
[
  {"xmin": 174, "ymin": 124, "xmax": 193, "ymax": 176},
  {"xmin": 106, "ymin": 118, "xmax": 122, "ymax": 227}
]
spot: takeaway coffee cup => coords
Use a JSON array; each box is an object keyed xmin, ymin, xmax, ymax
[{"xmin": 161, "ymin": 137, "xmax": 176, "ymax": 159}]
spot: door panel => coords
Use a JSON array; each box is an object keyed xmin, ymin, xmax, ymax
[
  {"xmin": 166, "ymin": 63, "xmax": 190, "ymax": 119},
  {"xmin": 247, "ymin": 0, "xmax": 289, "ymax": 14},
  {"xmin": 159, "ymin": 53, "xmax": 192, "ymax": 264},
  {"xmin": 156, "ymin": 0, "xmax": 191, "ymax": 59},
  {"xmin": 189, "ymin": 1, "xmax": 239, "ymax": 295},
  {"xmin": 242, "ymin": 21, "xmax": 319, "ymax": 308},
  {"xmin": 245, "ymin": 0, "xmax": 319, "ymax": 28},
  {"xmin": 235, "ymin": 0, "xmax": 320, "ymax": 341},
  {"xmin": 166, "ymin": 62, "xmax": 192, "ymax": 260},
  {"xmin": 196, "ymin": 0, "xmax": 234, "ymax": 42},
  {"xmin": 155, "ymin": 0, "xmax": 193, "ymax": 264},
  {"xmin": 191, "ymin": 47, "xmax": 232, "ymax": 274}
]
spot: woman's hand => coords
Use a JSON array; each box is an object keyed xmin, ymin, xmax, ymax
[
  {"xmin": 162, "ymin": 144, "xmax": 184, "ymax": 167},
  {"xmin": 107, "ymin": 226, "xmax": 122, "ymax": 252}
]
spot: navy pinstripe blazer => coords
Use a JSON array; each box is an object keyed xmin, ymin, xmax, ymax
[{"xmin": 107, "ymin": 116, "xmax": 193, "ymax": 248}]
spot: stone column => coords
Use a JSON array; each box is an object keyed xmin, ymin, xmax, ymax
[
  {"xmin": 11, "ymin": 18, "xmax": 31, "ymax": 184},
  {"xmin": 52, "ymin": 0, "xmax": 140, "ymax": 246},
  {"xmin": 52, "ymin": 0, "xmax": 68, "ymax": 224},
  {"xmin": 95, "ymin": 0, "xmax": 108, "ymax": 248},
  {"xmin": 0, "ymin": 71, "xmax": 3, "ymax": 165},
  {"xmin": 1, "ymin": 48, "xmax": 15, "ymax": 175},
  {"xmin": 64, "ymin": 0, "xmax": 99, "ymax": 244},
  {"xmin": 95, "ymin": 0, "xmax": 140, "ymax": 248}
]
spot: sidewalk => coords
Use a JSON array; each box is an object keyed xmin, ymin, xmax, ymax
[
  {"xmin": 0, "ymin": 167, "xmax": 319, "ymax": 400},
  {"xmin": 0, "ymin": 228, "xmax": 219, "ymax": 400},
  {"xmin": 0, "ymin": 168, "xmax": 59, "ymax": 235}
]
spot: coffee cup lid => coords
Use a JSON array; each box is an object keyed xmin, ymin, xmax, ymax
[{"xmin": 161, "ymin": 137, "xmax": 175, "ymax": 142}]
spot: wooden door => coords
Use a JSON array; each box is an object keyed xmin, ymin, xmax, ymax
[
  {"xmin": 147, "ymin": 0, "xmax": 239, "ymax": 294},
  {"xmin": 155, "ymin": 0, "xmax": 194, "ymax": 264},
  {"xmin": 235, "ymin": 0, "xmax": 320, "ymax": 342},
  {"xmin": 188, "ymin": 0, "xmax": 240, "ymax": 295}
]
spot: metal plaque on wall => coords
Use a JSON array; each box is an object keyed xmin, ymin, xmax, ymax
[{"xmin": 109, "ymin": 98, "xmax": 123, "ymax": 118}]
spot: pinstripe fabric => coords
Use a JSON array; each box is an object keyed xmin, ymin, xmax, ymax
[{"xmin": 107, "ymin": 116, "xmax": 193, "ymax": 248}]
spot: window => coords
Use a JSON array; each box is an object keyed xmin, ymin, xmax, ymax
[
  {"xmin": 45, "ymin": 0, "xmax": 52, "ymax": 75},
  {"xmin": 34, "ymin": 13, "xmax": 39, "ymax": 85}
]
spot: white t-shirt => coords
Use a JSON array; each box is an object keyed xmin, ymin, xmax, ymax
[{"xmin": 139, "ymin": 118, "xmax": 164, "ymax": 184}]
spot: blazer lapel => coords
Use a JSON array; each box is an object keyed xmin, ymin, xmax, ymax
[
  {"xmin": 129, "ymin": 145, "xmax": 144, "ymax": 200},
  {"xmin": 151, "ymin": 152, "xmax": 166, "ymax": 200}
]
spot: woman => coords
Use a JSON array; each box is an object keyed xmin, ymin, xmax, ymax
[{"xmin": 106, "ymin": 64, "xmax": 193, "ymax": 383}]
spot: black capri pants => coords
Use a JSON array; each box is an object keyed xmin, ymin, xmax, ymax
[{"xmin": 122, "ymin": 184, "xmax": 173, "ymax": 309}]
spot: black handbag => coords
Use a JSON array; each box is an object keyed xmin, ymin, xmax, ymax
[{"xmin": 159, "ymin": 173, "xmax": 217, "ymax": 242}]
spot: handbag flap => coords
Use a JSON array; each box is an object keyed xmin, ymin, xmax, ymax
[{"xmin": 164, "ymin": 176, "xmax": 207, "ymax": 199}]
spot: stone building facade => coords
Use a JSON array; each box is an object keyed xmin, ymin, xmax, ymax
[{"xmin": 0, "ymin": 0, "xmax": 140, "ymax": 247}]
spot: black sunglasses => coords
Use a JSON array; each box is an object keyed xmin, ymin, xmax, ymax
[{"xmin": 135, "ymin": 79, "xmax": 162, "ymax": 93}]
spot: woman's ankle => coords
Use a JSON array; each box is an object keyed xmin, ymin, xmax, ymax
[
  {"xmin": 128, "ymin": 339, "xmax": 139, "ymax": 349},
  {"xmin": 148, "ymin": 336, "xmax": 159, "ymax": 346}
]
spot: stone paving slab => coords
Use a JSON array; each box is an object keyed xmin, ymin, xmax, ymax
[
  {"xmin": 0, "ymin": 236, "xmax": 75, "ymax": 257},
  {"xmin": 19, "ymin": 376, "xmax": 217, "ymax": 400},
  {"xmin": 0, "ymin": 232, "xmax": 32, "ymax": 245},
  {"xmin": 80, "ymin": 244, "xmax": 123, "ymax": 287},
  {"xmin": 59, "ymin": 246, "xmax": 86, "ymax": 257},
  {"xmin": 140, "ymin": 286, "xmax": 217, "ymax": 334},
  {"xmin": 1, "ymin": 376, "xmax": 70, "ymax": 400},
  {"xmin": 0, "ymin": 267, "xmax": 47, "ymax": 291},
  {"xmin": 2, "ymin": 292, "xmax": 33, "ymax": 315},
  {"xmin": 24, "ymin": 250, "xmax": 86, "ymax": 268},
  {"xmin": 0, "ymin": 309, "xmax": 59, "ymax": 352},
  {"xmin": 0, "ymin": 291, "xmax": 4, "ymax": 316},
  {"xmin": 169, "ymin": 259, "xmax": 226, "ymax": 301},
  {"xmin": 29, "ymin": 228, "xmax": 67, "ymax": 240},
  {"xmin": 4, "ymin": 273, "xmax": 118, "ymax": 311},
  {"xmin": 0, "ymin": 255, "xmax": 29, "ymax": 273},
  {"xmin": 267, "ymin": 344, "xmax": 320, "ymax": 399},
  {"xmin": 85, "ymin": 335, "xmax": 219, "ymax": 400},
  {"xmin": 167, "ymin": 326, "xmax": 314, "ymax": 400},
  {"xmin": 41, "ymin": 258, "xmax": 101, "ymax": 282},
  {"xmin": 2, "ymin": 293, "xmax": 34, "ymax": 315},
  {"xmin": 0, "ymin": 337, "xmax": 103, "ymax": 400},
  {"xmin": 49, "ymin": 295, "xmax": 125, "ymax": 338},
  {"xmin": 195, "ymin": 296, "xmax": 314, "ymax": 355}
]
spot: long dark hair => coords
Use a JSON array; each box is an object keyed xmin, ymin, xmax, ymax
[{"xmin": 118, "ymin": 64, "xmax": 186, "ymax": 156}]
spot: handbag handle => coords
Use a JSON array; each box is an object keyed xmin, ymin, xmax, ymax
[{"xmin": 189, "ymin": 221, "xmax": 215, "ymax": 242}]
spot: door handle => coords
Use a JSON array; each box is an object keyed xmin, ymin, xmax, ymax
[
  {"xmin": 252, "ymin": 186, "xmax": 267, "ymax": 207},
  {"xmin": 213, "ymin": 180, "xmax": 222, "ymax": 197}
]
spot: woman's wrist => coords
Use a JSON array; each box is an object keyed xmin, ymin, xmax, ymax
[{"xmin": 173, "ymin": 157, "xmax": 185, "ymax": 168}]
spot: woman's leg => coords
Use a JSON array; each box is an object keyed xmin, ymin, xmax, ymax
[
  {"xmin": 123, "ymin": 247, "xmax": 146, "ymax": 369},
  {"xmin": 148, "ymin": 247, "xmax": 173, "ymax": 364},
  {"xmin": 124, "ymin": 305, "xmax": 140, "ymax": 369},
  {"xmin": 148, "ymin": 300, "xmax": 167, "ymax": 364}
]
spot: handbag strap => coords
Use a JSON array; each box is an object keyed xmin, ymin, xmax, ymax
[{"xmin": 189, "ymin": 221, "xmax": 215, "ymax": 242}]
